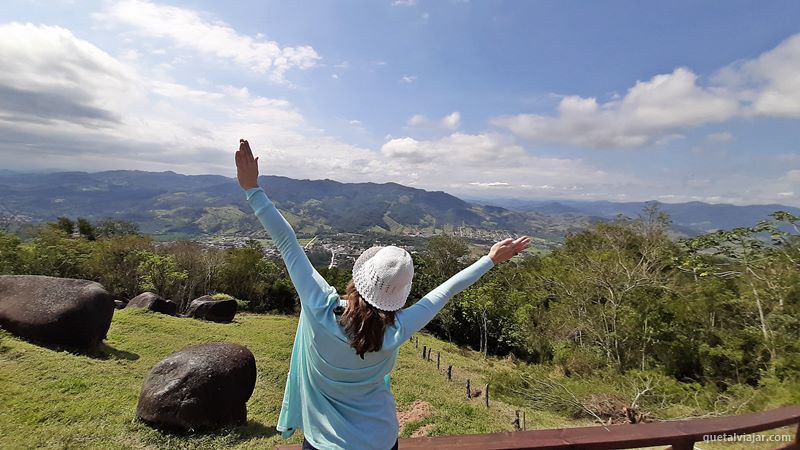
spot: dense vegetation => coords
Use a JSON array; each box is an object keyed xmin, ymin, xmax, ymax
[{"xmin": 1, "ymin": 206, "xmax": 798, "ymax": 423}]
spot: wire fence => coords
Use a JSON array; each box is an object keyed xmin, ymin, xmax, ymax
[{"xmin": 410, "ymin": 335, "xmax": 528, "ymax": 431}]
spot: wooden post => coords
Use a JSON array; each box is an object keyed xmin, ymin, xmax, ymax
[
  {"xmin": 437, "ymin": 351, "xmax": 440, "ymax": 369},
  {"xmin": 414, "ymin": 336, "xmax": 418, "ymax": 348},
  {"xmin": 427, "ymin": 349, "xmax": 432, "ymax": 361},
  {"xmin": 422, "ymin": 345, "xmax": 427, "ymax": 359},
  {"xmin": 668, "ymin": 441, "xmax": 695, "ymax": 450},
  {"xmin": 514, "ymin": 411, "xmax": 521, "ymax": 431},
  {"xmin": 485, "ymin": 384, "xmax": 490, "ymax": 408},
  {"xmin": 522, "ymin": 411, "xmax": 526, "ymax": 431},
  {"xmin": 466, "ymin": 379, "xmax": 471, "ymax": 399},
  {"xmin": 795, "ymin": 421, "xmax": 800, "ymax": 445},
  {"xmin": 447, "ymin": 365, "xmax": 452, "ymax": 381}
]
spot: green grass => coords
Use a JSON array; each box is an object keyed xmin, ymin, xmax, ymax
[{"xmin": 0, "ymin": 309, "xmax": 567, "ymax": 449}]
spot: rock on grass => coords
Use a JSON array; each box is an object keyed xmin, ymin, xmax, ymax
[
  {"xmin": 136, "ymin": 342, "xmax": 256, "ymax": 431},
  {"xmin": 186, "ymin": 295, "xmax": 237, "ymax": 323},
  {"xmin": 126, "ymin": 292, "xmax": 178, "ymax": 316},
  {"xmin": 0, "ymin": 275, "xmax": 114, "ymax": 350}
]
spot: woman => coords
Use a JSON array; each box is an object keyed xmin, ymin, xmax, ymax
[{"xmin": 235, "ymin": 139, "xmax": 530, "ymax": 450}]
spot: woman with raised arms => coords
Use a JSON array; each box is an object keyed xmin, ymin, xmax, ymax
[{"xmin": 235, "ymin": 139, "xmax": 530, "ymax": 450}]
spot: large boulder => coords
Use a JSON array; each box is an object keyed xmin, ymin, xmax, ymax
[
  {"xmin": 136, "ymin": 343, "xmax": 256, "ymax": 431},
  {"xmin": 126, "ymin": 292, "xmax": 177, "ymax": 316},
  {"xmin": 186, "ymin": 295, "xmax": 237, "ymax": 323},
  {"xmin": 0, "ymin": 275, "xmax": 115, "ymax": 349}
]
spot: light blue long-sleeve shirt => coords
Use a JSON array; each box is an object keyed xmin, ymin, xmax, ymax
[{"xmin": 246, "ymin": 187, "xmax": 494, "ymax": 450}]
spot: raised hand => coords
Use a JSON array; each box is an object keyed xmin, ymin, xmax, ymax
[
  {"xmin": 488, "ymin": 236, "xmax": 531, "ymax": 264},
  {"xmin": 235, "ymin": 138, "xmax": 260, "ymax": 189}
]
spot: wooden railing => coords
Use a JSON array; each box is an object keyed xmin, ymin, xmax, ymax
[{"xmin": 276, "ymin": 405, "xmax": 800, "ymax": 449}]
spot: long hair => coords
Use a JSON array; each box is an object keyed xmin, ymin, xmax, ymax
[{"xmin": 339, "ymin": 280, "xmax": 396, "ymax": 358}]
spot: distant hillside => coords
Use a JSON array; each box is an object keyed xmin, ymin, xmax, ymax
[
  {"xmin": 477, "ymin": 198, "xmax": 800, "ymax": 234},
  {"xmin": 0, "ymin": 171, "xmax": 589, "ymax": 239}
]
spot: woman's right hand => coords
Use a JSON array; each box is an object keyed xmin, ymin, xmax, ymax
[
  {"xmin": 488, "ymin": 236, "xmax": 530, "ymax": 264},
  {"xmin": 235, "ymin": 138, "xmax": 260, "ymax": 189}
]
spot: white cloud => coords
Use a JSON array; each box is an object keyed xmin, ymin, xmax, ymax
[
  {"xmin": 706, "ymin": 131, "xmax": 733, "ymax": 142},
  {"xmin": 0, "ymin": 22, "xmax": 374, "ymax": 180},
  {"xmin": 0, "ymin": 22, "xmax": 142, "ymax": 125},
  {"xmin": 400, "ymin": 74, "xmax": 417, "ymax": 83},
  {"xmin": 441, "ymin": 111, "xmax": 460, "ymax": 129},
  {"xmin": 470, "ymin": 182, "xmax": 511, "ymax": 188},
  {"xmin": 786, "ymin": 169, "xmax": 800, "ymax": 183},
  {"xmin": 718, "ymin": 34, "xmax": 800, "ymax": 118},
  {"xmin": 97, "ymin": 0, "xmax": 320, "ymax": 83},
  {"xmin": 407, "ymin": 111, "xmax": 460, "ymax": 130},
  {"xmin": 492, "ymin": 68, "xmax": 738, "ymax": 148},
  {"xmin": 493, "ymin": 33, "xmax": 800, "ymax": 149},
  {"xmin": 392, "ymin": 0, "xmax": 417, "ymax": 6},
  {"xmin": 376, "ymin": 132, "xmax": 622, "ymax": 198},
  {"xmin": 381, "ymin": 133, "xmax": 527, "ymax": 164}
]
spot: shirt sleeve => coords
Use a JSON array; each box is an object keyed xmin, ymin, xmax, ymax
[
  {"xmin": 394, "ymin": 255, "xmax": 494, "ymax": 342},
  {"xmin": 246, "ymin": 187, "xmax": 334, "ymax": 311}
]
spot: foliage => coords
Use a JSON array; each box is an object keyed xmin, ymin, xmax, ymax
[
  {"xmin": 136, "ymin": 251, "xmax": 189, "ymax": 301},
  {"xmin": 416, "ymin": 206, "xmax": 799, "ymax": 399},
  {"xmin": 83, "ymin": 234, "xmax": 152, "ymax": 299},
  {"xmin": 53, "ymin": 216, "xmax": 75, "ymax": 235},
  {"xmin": 0, "ymin": 231, "xmax": 24, "ymax": 275},
  {"xmin": 95, "ymin": 218, "xmax": 140, "ymax": 238},
  {"xmin": 24, "ymin": 227, "xmax": 93, "ymax": 278},
  {"xmin": 76, "ymin": 217, "xmax": 96, "ymax": 241}
]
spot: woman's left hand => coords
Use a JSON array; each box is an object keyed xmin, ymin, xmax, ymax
[
  {"xmin": 488, "ymin": 236, "xmax": 531, "ymax": 264},
  {"xmin": 235, "ymin": 138, "xmax": 260, "ymax": 189}
]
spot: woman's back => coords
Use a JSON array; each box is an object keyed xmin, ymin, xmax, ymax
[{"xmin": 283, "ymin": 291, "xmax": 401, "ymax": 449}]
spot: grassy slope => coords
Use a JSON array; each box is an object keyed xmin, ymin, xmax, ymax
[{"xmin": 0, "ymin": 309, "xmax": 569, "ymax": 450}]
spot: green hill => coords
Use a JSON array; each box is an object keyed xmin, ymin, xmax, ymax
[
  {"xmin": 0, "ymin": 170, "xmax": 590, "ymax": 239},
  {"xmin": 0, "ymin": 309, "xmax": 569, "ymax": 450}
]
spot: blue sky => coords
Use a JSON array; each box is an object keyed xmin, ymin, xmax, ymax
[{"xmin": 1, "ymin": 0, "xmax": 799, "ymax": 206}]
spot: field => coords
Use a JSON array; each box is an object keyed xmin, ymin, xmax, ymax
[{"xmin": 0, "ymin": 309, "xmax": 569, "ymax": 449}]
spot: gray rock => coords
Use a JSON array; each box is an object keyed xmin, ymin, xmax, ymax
[
  {"xmin": 114, "ymin": 299, "xmax": 127, "ymax": 309},
  {"xmin": 0, "ymin": 275, "xmax": 114, "ymax": 349},
  {"xmin": 186, "ymin": 295, "xmax": 237, "ymax": 323},
  {"xmin": 126, "ymin": 292, "xmax": 177, "ymax": 316},
  {"xmin": 136, "ymin": 342, "xmax": 256, "ymax": 431}
]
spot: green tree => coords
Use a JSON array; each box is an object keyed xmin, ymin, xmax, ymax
[
  {"xmin": 76, "ymin": 218, "xmax": 96, "ymax": 241},
  {"xmin": 409, "ymin": 235, "xmax": 470, "ymax": 340},
  {"xmin": 0, "ymin": 231, "xmax": 24, "ymax": 275},
  {"xmin": 53, "ymin": 217, "xmax": 75, "ymax": 235},
  {"xmin": 679, "ymin": 213, "xmax": 800, "ymax": 371},
  {"xmin": 533, "ymin": 211, "xmax": 677, "ymax": 372},
  {"xmin": 161, "ymin": 241, "xmax": 225, "ymax": 311},
  {"xmin": 216, "ymin": 240, "xmax": 296, "ymax": 312},
  {"xmin": 84, "ymin": 234, "xmax": 152, "ymax": 299},
  {"xmin": 95, "ymin": 218, "xmax": 140, "ymax": 238},
  {"xmin": 137, "ymin": 251, "xmax": 188, "ymax": 301},
  {"xmin": 27, "ymin": 227, "xmax": 93, "ymax": 278}
]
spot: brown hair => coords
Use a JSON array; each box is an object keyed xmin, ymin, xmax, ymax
[{"xmin": 339, "ymin": 280, "xmax": 396, "ymax": 359}]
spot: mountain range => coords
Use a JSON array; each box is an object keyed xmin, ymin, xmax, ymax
[
  {"xmin": 0, "ymin": 170, "xmax": 588, "ymax": 240},
  {"xmin": 0, "ymin": 170, "xmax": 796, "ymax": 240}
]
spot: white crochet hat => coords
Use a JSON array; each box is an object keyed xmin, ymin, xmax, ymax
[{"xmin": 352, "ymin": 245, "xmax": 414, "ymax": 312}]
